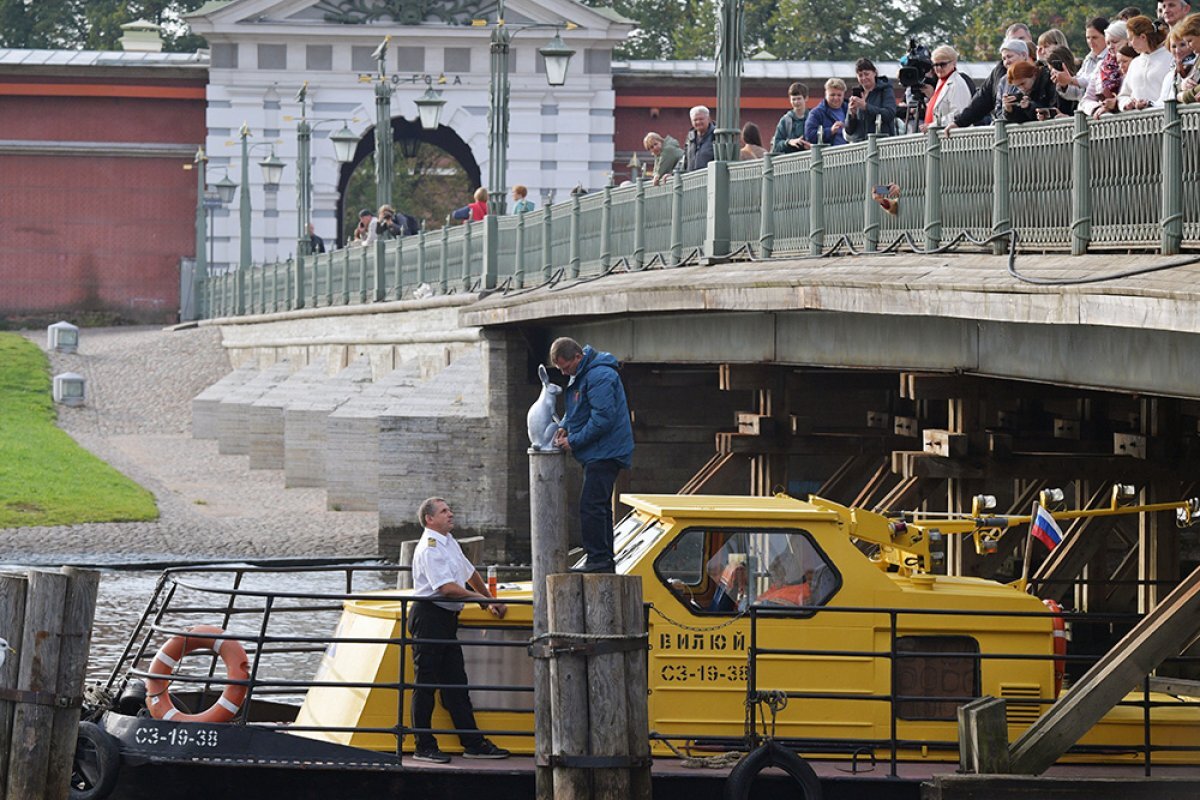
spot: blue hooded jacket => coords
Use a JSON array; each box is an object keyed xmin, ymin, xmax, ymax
[{"xmin": 561, "ymin": 346, "xmax": 634, "ymax": 468}]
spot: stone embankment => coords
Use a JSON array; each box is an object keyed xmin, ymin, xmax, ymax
[{"xmin": 2, "ymin": 326, "xmax": 378, "ymax": 565}]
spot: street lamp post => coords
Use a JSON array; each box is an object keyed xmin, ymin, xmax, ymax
[
  {"xmin": 234, "ymin": 122, "xmax": 284, "ymax": 314},
  {"xmin": 486, "ymin": 1, "xmax": 576, "ymax": 214},
  {"xmin": 191, "ymin": 147, "xmax": 207, "ymax": 321},
  {"xmin": 713, "ymin": 0, "xmax": 744, "ymax": 162},
  {"xmin": 373, "ymin": 36, "xmax": 394, "ymax": 211}
]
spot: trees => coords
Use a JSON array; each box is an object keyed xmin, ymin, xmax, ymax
[{"xmin": 0, "ymin": 1, "xmax": 206, "ymax": 52}]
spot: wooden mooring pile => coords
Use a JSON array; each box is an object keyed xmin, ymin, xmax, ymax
[{"xmin": 0, "ymin": 567, "xmax": 99, "ymax": 799}]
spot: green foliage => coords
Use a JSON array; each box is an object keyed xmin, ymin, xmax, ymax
[
  {"xmin": 0, "ymin": 334, "xmax": 158, "ymax": 528},
  {"xmin": 961, "ymin": 0, "xmax": 1097, "ymax": 61},
  {"xmin": 341, "ymin": 144, "xmax": 473, "ymax": 241},
  {"xmin": 0, "ymin": 0, "xmax": 206, "ymax": 52}
]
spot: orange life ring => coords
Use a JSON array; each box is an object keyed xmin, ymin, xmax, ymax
[
  {"xmin": 1042, "ymin": 599, "xmax": 1067, "ymax": 696},
  {"xmin": 144, "ymin": 624, "xmax": 249, "ymax": 723}
]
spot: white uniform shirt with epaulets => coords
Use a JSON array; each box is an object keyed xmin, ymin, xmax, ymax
[{"xmin": 411, "ymin": 528, "xmax": 476, "ymax": 611}]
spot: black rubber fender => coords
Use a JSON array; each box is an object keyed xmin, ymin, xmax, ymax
[
  {"xmin": 69, "ymin": 721, "xmax": 120, "ymax": 800},
  {"xmin": 724, "ymin": 741, "xmax": 823, "ymax": 800}
]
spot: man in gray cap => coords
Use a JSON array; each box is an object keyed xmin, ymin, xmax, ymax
[{"xmin": 946, "ymin": 31, "xmax": 1034, "ymax": 131}]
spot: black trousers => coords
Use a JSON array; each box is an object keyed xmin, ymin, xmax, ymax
[
  {"xmin": 408, "ymin": 601, "xmax": 484, "ymax": 750},
  {"xmin": 580, "ymin": 458, "xmax": 622, "ymax": 569}
]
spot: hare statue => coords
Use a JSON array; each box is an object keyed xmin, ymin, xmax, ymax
[{"xmin": 527, "ymin": 364, "xmax": 563, "ymax": 451}]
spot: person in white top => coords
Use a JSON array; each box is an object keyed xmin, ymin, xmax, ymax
[
  {"xmin": 1055, "ymin": 17, "xmax": 1111, "ymax": 102},
  {"xmin": 407, "ymin": 497, "xmax": 510, "ymax": 763},
  {"xmin": 1159, "ymin": 28, "xmax": 1198, "ymax": 104},
  {"xmin": 924, "ymin": 45, "xmax": 974, "ymax": 130},
  {"xmin": 1119, "ymin": 15, "xmax": 1174, "ymax": 109}
]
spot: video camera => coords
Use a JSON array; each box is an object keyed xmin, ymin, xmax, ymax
[{"xmin": 898, "ymin": 39, "xmax": 934, "ymax": 89}]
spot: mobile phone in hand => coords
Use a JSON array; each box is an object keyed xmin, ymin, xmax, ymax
[{"xmin": 874, "ymin": 185, "xmax": 890, "ymax": 196}]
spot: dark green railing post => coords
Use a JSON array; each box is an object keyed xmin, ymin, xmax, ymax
[
  {"xmin": 286, "ymin": 257, "xmax": 295, "ymax": 311},
  {"xmin": 462, "ymin": 218, "xmax": 473, "ymax": 291},
  {"xmin": 809, "ymin": 144, "xmax": 825, "ymax": 256},
  {"xmin": 416, "ymin": 225, "xmax": 427, "ymax": 290},
  {"xmin": 569, "ymin": 192, "xmax": 581, "ymax": 278},
  {"xmin": 272, "ymin": 260, "xmax": 281, "ymax": 311},
  {"xmin": 1161, "ymin": 100, "xmax": 1183, "ymax": 255},
  {"xmin": 864, "ymin": 134, "xmax": 881, "ymax": 253},
  {"xmin": 358, "ymin": 243, "xmax": 370, "ymax": 303},
  {"xmin": 759, "ymin": 152, "xmax": 775, "ymax": 259},
  {"xmin": 482, "ymin": 214, "xmax": 498, "ymax": 290},
  {"xmin": 294, "ymin": 252, "xmax": 305, "ymax": 310},
  {"xmin": 440, "ymin": 216, "xmax": 451, "ymax": 293},
  {"xmin": 393, "ymin": 238, "xmax": 404, "ymax": 299},
  {"xmin": 670, "ymin": 163, "xmax": 684, "ymax": 266},
  {"xmin": 542, "ymin": 204, "xmax": 553, "ymax": 282},
  {"xmin": 633, "ymin": 175, "xmax": 646, "ymax": 269},
  {"xmin": 703, "ymin": 160, "xmax": 730, "ymax": 264},
  {"xmin": 599, "ymin": 184, "xmax": 612, "ymax": 273},
  {"xmin": 373, "ymin": 240, "xmax": 386, "ymax": 302},
  {"xmin": 1070, "ymin": 111, "xmax": 1093, "ymax": 256},
  {"xmin": 515, "ymin": 209, "xmax": 527, "ymax": 288},
  {"xmin": 991, "ymin": 119, "xmax": 1011, "ymax": 256},
  {"xmin": 924, "ymin": 126, "xmax": 943, "ymax": 251},
  {"xmin": 338, "ymin": 248, "xmax": 349, "ymax": 304}
]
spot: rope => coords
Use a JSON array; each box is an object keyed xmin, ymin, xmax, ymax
[{"xmin": 658, "ymin": 737, "xmax": 745, "ymax": 769}]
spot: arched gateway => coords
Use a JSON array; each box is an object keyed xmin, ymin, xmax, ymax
[{"xmin": 186, "ymin": 0, "xmax": 633, "ymax": 267}]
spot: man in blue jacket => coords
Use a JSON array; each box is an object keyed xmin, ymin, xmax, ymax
[{"xmin": 550, "ymin": 337, "xmax": 634, "ymax": 573}]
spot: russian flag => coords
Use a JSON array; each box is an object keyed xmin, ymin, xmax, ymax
[{"xmin": 1030, "ymin": 505, "xmax": 1064, "ymax": 550}]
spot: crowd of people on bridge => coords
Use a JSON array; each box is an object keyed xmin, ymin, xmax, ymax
[{"xmin": 641, "ymin": 0, "xmax": 1200, "ymax": 182}]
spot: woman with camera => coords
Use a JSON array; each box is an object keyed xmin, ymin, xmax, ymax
[
  {"xmin": 1175, "ymin": 13, "xmax": 1200, "ymax": 104},
  {"xmin": 1118, "ymin": 16, "xmax": 1173, "ymax": 110},
  {"xmin": 1159, "ymin": 27, "xmax": 1198, "ymax": 105},
  {"xmin": 1002, "ymin": 61, "xmax": 1058, "ymax": 123},
  {"xmin": 1080, "ymin": 20, "xmax": 1128, "ymax": 117}
]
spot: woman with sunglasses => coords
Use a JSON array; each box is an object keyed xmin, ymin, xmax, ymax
[{"xmin": 923, "ymin": 45, "xmax": 975, "ymax": 130}]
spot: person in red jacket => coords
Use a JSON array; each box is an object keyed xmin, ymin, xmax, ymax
[{"xmin": 451, "ymin": 187, "xmax": 489, "ymax": 222}]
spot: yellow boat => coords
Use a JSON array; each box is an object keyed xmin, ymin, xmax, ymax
[{"xmin": 294, "ymin": 492, "xmax": 1200, "ymax": 766}]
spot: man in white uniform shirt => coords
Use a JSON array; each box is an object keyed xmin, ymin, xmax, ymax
[{"xmin": 408, "ymin": 497, "xmax": 509, "ymax": 763}]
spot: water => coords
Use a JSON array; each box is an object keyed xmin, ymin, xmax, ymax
[{"xmin": 87, "ymin": 565, "xmax": 397, "ymax": 691}]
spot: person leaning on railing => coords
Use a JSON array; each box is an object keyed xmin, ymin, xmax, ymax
[
  {"xmin": 945, "ymin": 37, "xmax": 1033, "ymax": 133},
  {"xmin": 643, "ymin": 131, "xmax": 683, "ymax": 185},
  {"xmin": 1161, "ymin": 23, "xmax": 1199, "ymax": 104},
  {"xmin": 1080, "ymin": 20, "xmax": 1128, "ymax": 116},
  {"xmin": 1176, "ymin": 13, "xmax": 1200, "ymax": 103},
  {"xmin": 1119, "ymin": 16, "xmax": 1173, "ymax": 110},
  {"xmin": 1002, "ymin": 60, "xmax": 1058, "ymax": 123},
  {"xmin": 771, "ymin": 82, "xmax": 812, "ymax": 153},
  {"xmin": 1056, "ymin": 17, "xmax": 1110, "ymax": 104},
  {"xmin": 804, "ymin": 78, "xmax": 849, "ymax": 146},
  {"xmin": 923, "ymin": 45, "xmax": 974, "ymax": 130},
  {"xmin": 1037, "ymin": 46, "xmax": 1082, "ymax": 118}
]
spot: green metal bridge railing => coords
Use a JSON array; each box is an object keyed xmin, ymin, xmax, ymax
[{"xmin": 199, "ymin": 103, "xmax": 1200, "ymax": 319}]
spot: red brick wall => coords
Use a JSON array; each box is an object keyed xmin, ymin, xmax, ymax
[{"xmin": 0, "ymin": 83, "xmax": 204, "ymax": 323}]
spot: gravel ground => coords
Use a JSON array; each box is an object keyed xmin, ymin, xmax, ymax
[{"xmin": 2, "ymin": 325, "xmax": 378, "ymax": 565}]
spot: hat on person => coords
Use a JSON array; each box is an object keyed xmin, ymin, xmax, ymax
[
  {"xmin": 358, "ymin": 208, "xmax": 373, "ymax": 218},
  {"xmin": 1000, "ymin": 39, "xmax": 1029, "ymax": 57}
]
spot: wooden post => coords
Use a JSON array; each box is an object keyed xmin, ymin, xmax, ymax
[
  {"xmin": 585, "ymin": 575, "xmax": 630, "ymax": 798},
  {"xmin": 620, "ymin": 578, "xmax": 652, "ymax": 800},
  {"xmin": 0, "ymin": 572, "xmax": 28, "ymax": 799},
  {"xmin": 5, "ymin": 570, "xmax": 68, "ymax": 799},
  {"xmin": 530, "ymin": 449, "xmax": 568, "ymax": 800},
  {"xmin": 547, "ymin": 573, "xmax": 590, "ymax": 799},
  {"xmin": 957, "ymin": 696, "xmax": 1010, "ymax": 774},
  {"xmin": 45, "ymin": 567, "xmax": 100, "ymax": 800}
]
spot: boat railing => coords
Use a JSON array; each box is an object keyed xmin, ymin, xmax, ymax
[
  {"xmin": 741, "ymin": 600, "xmax": 1200, "ymax": 778},
  {"xmin": 104, "ymin": 564, "xmax": 538, "ymax": 757}
]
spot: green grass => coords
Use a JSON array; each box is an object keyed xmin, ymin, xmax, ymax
[{"xmin": 0, "ymin": 333, "xmax": 158, "ymax": 528}]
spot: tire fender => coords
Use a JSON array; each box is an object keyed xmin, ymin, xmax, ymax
[
  {"xmin": 69, "ymin": 720, "xmax": 120, "ymax": 800},
  {"xmin": 724, "ymin": 741, "xmax": 822, "ymax": 800}
]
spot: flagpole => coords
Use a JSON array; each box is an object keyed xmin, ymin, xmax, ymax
[{"xmin": 1021, "ymin": 501, "xmax": 1039, "ymax": 593}]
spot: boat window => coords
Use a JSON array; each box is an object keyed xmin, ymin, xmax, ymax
[
  {"xmin": 654, "ymin": 528, "xmax": 840, "ymax": 615},
  {"xmin": 894, "ymin": 635, "xmax": 980, "ymax": 721}
]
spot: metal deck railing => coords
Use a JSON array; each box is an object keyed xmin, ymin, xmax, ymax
[{"xmin": 197, "ymin": 104, "xmax": 1200, "ymax": 319}]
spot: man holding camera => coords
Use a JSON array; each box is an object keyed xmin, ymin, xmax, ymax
[{"xmin": 845, "ymin": 58, "xmax": 898, "ymax": 141}]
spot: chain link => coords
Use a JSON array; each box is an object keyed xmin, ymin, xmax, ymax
[{"xmin": 648, "ymin": 603, "xmax": 748, "ymax": 633}]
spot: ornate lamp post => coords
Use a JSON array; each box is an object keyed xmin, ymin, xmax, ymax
[
  {"xmin": 190, "ymin": 146, "xmax": 208, "ymax": 321},
  {"xmin": 233, "ymin": 122, "xmax": 284, "ymax": 314},
  {"xmin": 713, "ymin": 0, "xmax": 745, "ymax": 162},
  {"xmin": 373, "ymin": 36, "xmax": 394, "ymax": 211},
  {"xmin": 294, "ymin": 83, "xmax": 359, "ymax": 257},
  {"xmin": 486, "ymin": 1, "xmax": 576, "ymax": 213}
]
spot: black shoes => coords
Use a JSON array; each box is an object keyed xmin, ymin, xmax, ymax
[
  {"xmin": 463, "ymin": 740, "xmax": 511, "ymax": 759},
  {"xmin": 412, "ymin": 747, "xmax": 451, "ymax": 764}
]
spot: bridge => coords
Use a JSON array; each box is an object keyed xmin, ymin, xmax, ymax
[{"xmin": 193, "ymin": 107, "xmax": 1200, "ymax": 635}]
